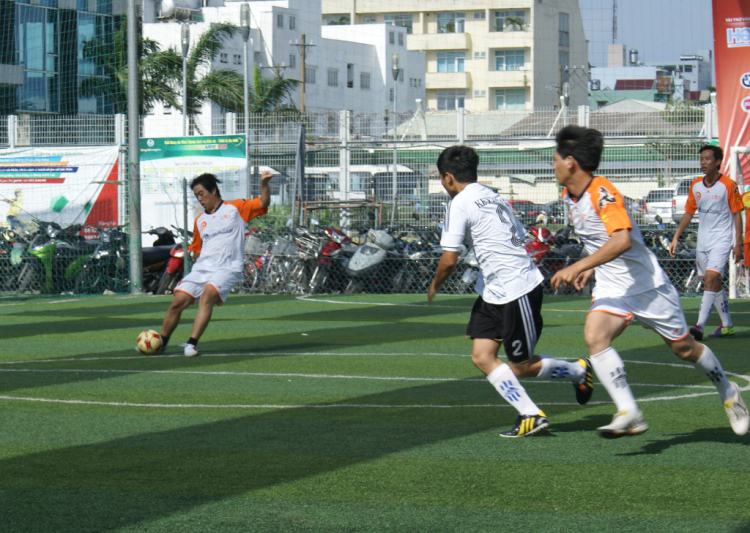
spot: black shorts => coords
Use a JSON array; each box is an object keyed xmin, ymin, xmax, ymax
[{"xmin": 466, "ymin": 284, "xmax": 544, "ymax": 363}]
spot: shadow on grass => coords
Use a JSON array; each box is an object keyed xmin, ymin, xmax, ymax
[
  {"xmin": 617, "ymin": 428, "xmax": 750, "ymax": 456},
  {"xmin": 0, "ymin": 378, "xmax": 541, "ymax": 532}
]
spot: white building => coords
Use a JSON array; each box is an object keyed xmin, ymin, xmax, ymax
[
  {"xmin": 140, "ymin": 0, "xmax": 425, "ymax": 136},
  {"xmin": 321, "ymin": 0, "xmax": 589, "ymax": 112}
]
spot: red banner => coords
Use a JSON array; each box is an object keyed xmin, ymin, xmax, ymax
[{"xmin": 712, "ymin": 0, "xmax": 750, "ymax": 186}]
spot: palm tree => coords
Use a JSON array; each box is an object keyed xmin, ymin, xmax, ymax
[
  {"xmin": 248, "ymin": 64, "xmax": 300, "ymax": 114},
  {"xmin": 80, "ymin": 16, "xmax": 182, "ymax": 115},
  {"xmin": 181, "ymin": 22, "xmax": 246, "ymax": 135}
]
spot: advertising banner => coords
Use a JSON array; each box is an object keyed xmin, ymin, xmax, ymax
[
  {"xmin": 139, "ymin": 135, "xmax": 247, "ymax": 241},
  {"xmin": 712, "ymin": 0, "xmax": 750, "ymax": 190},
  {"xmin": 0, "ymin": 146, "xmax": 120, "ymax": 235}
]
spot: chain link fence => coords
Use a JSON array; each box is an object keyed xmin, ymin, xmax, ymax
[{"xmin": 0, "ymin": 106, "xmax": 745, "ymax": 299}]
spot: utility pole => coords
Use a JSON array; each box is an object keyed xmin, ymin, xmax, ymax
[{"xmin": 291, "ymin": 34, "xmax": 315, "ymax": 114}]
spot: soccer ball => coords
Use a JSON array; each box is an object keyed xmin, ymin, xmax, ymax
[{"xmin": 136, "ymin": 329, "xmax": 163, "ymax": 355}]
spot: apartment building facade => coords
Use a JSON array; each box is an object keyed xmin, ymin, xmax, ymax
[{"xmin": 322, "ymin": 0, "xmax": 588, "ymax": 112}]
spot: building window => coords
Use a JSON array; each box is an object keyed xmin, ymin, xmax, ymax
[
  {"xmin": 495, "ymin": 88, "xmax": 525, "ymax": 110},
  {"xmin": 437, "ymin": 12, "xmax": 465, "ymax": 34},
  {"xmin": 389, "ymin": 31, "xmax": 395, "ymax": 44},
  {"xmin": 436, "ymin": 90, "xmax": 465, "ymax": 110},
  {"xmin": 474, "ymin": 11, "xmax": 486, "ymax": 19},
  {"xmin": 289, "ymin": 15, "xmax": 296, "ymax": 30},
  {"xmin": 360, "ymin": 116, "xmax": 372, "ymax": 136},
  {"xmin": 305, "ymin": 66, "xmax": 316, "ymax": 84},
  {"xmin": 347, "ymin": 63, "xmax": 354, "ymax": 88},
  {"xmin": 289, "ymin": 54, "xmax": 296, "ymax": 68},
  {"xmin": 398, "ymin": 32, "xmax": 404, "ymax": 46},
  {"xmin": 399, "ymin": 70, "xmax": 404, "ymax": 82},
  {"xmin": 277, "ymin": 13, "xmax": 284, "ymax": 28},
  {"xmin": 473, "ymin": 51, "xmax": 486, "ymax": 59},
  {"xmin": 494, "ymin": 10, "xmax": 526, "ymax": 32},
  {"xmin": 437, "ymin": 51, "xmax": 465, "ymax": 73},
  {"xmin": 234, "ymin": 54, "xmax": 242, "ymax": 65},
  {"xmin": 559, "ymin": 50, "xmax": 570, "ymax": 84},
  {"xmin": 559, "ymin": 13, "xmax": 569, "ymax": 47},
  {"xmin": 220, "ymin": 53, "xmax": 228, "ymax": 63},
  {"xmin": 364, "ymin": 15, "xmax": 377, "ymax": 23},
  {"xmin": 495, "ymin": 50, "xmax": 525, "ymax": 71},
  {"xmin": 390, "ymin": 88, "xmax": 394, "ymax": 102},
  {"xmin": 326, "ymin": 14, "xmax": 350, "ymax": 25},
  {"xmin": 384, "ymin": 13, "xmax": 413, "ymax": 34},
  {"xmin": 361, "ymin": 72, "xmax": 370, "ymax": 90},
  {"xmin": 254, "ymin": 51, "xmax": 262, "ymax": 66},
  {"xmin": 327, "ymin": 68, "xmax": 338, "ymax": 87}
]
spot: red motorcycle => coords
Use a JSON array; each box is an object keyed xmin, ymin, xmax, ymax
[
  {"xmin": 525, "ymin": 226, "xmax": 584, "ymax": 292},
  {"xmin": 309, "ymin": 226, "xmax": 351, "ymax": 294}
]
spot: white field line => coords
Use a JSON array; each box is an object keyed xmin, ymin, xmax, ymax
[
  {"xmin": 296, "ymin": 295, "xmax": 750, "ymax": 313},
  {"xmin": 0, "ymin": 367, "xmax": 724, "ymax": 390}
]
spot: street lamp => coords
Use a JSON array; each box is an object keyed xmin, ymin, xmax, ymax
[
  {"xmin": 240, "ymin": 3, "xmax": 251, "ymax": 195},
  {"xmin": 181, "ymin": 23, "xmax": 190, "ymax": 137},
  {"xmin": 390, "ymin": 53, "xmax": 402, "ymax": 224}
]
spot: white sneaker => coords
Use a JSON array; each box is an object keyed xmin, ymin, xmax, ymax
[
  {"xmin": 724, "ymin": 382, "xmax": 749, "ymax": 436},
  {"xmin": 597, "ymin": 410, "xmax": 649, "ymax": 439},
  {"xmin": 181, "ymin": 343, "xmax": 199, "ymax": 357}
]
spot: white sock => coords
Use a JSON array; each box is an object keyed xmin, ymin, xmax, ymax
[
  {"xmin": 693, "ymin": 344, "xmax": 734, "ymax": 402},
  {"xmin": 536, "ymin": 354, "xmax": 586, "ymax": 383},
  {"xmin": 713, "ymin": 290, "xmax": 732, "ymax": 328},
  {"xmin": 697, "ymin": 291, "xmax": 716, "ymax": 327},
  {"xmin": 486, "ymin": 364, "xmax": 541, "ymax": 416},
  {"xmin": 589, "ymin": 347, "xmax": 639, "ymax": 414}
]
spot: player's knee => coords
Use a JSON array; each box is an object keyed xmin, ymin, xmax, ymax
[{"xmin": 471, "ymin": 350, "xmax": 493, "ymax": 368}]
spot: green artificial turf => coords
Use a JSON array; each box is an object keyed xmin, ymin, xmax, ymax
[{"xmin": 0, "ymin": 294, "xmax": 748, "ymax": 532}]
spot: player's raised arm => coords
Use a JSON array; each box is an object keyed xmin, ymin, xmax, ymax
[{"xmin": 260, "ymin": 171, "xmax": 273, "ymax": 209}]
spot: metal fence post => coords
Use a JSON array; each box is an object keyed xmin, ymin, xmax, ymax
[
  {"xmin": 339, "ymin": 109, "xmax": 351, "ymax": 233},
  {"xmin": 8, "ymin": 115, "xmax": 16, "ymax": 150},
  {"xmin": 457, "ymin": 107, "xmax": 466, "ymax": 145}
]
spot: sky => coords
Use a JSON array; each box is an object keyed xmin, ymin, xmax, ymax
[{"xmin": 578, "ymin": 0, "xmax": 714, "ymax": 70}]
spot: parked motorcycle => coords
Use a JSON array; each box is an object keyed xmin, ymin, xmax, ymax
[
  {"xmin": 141, "ymin": 227, "xmax": 177, "ymax": 294},
  {"xmin": 308, "ymin": 226, "xmax": 351, "ymax": 294},
  {"xmin": 343, "ymin": 228, "xmax": 398, "ymax": 293},
  {"xmin": 74, "ymin": 226, "xmax": 130, "ymax": 294},
  {"xmin": 155, "ymin": 226, "xmax": 193, "ymax": 295},
  {"xmin": 16, "ymin": 222, "xmax": 98, "ymax": 294}
]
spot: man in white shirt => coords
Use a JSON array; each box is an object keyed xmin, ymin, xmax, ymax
[
  {"xmin": 550, "ymin": 126, "xmax": 748, "ymax": 438},
  {"xmin": 669, "ymin": 145, "xmax": 745, "ymax": 339},
  {"xmin": 428, "ymin": 145, "xmax": 593, "ymax": 438},
  {"xmin": 155, "ymin": 171, "xmax": 273, "ymax": 357}
]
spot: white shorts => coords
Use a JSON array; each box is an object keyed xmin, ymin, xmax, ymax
[
  {"xmin": 588, "ymin": 283, "xmax": 689, "ymax": 341},
  {"xmin": 174, "ymin": 268, "xmax": 241, "ymax": 305},
  {"xmin": 696, "ymin": 247, "xmax": 731, "ymax": 278}
]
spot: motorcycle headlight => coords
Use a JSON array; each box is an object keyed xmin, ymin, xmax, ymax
[
  {"xmin": 46, "ymin": 226, "xmax": 58, "ymax": 238},
  {"xmin": 93, "ymin": 250, "xmax": 109, "ymax": 260}
]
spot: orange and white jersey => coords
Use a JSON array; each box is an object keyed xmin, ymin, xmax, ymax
[
  {"xmin": 685, "ymin": 175, "xmax": 743, "ymax": 252},
  {"xmin": 188, "ymin": 198, "xmax": 267, "ymax": 273},
  {"xmin": 563, "ymin": 176, "xmax": 670, "ymax": 298}
]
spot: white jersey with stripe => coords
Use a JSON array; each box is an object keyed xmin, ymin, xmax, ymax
[
  {"xmin": 188, "ymin": 198, "xmax": 267, "ymax": 273},
  {"xmin": 684, "ymin": 175, "xmax": 744, "ymax": 252},
  {"xmin": 563, "ymin": 176, "xmax": 670, "ymax": 298},
  {"xmin": 440, "ymin": 182, "xmax": 543, "ymax": 305}
]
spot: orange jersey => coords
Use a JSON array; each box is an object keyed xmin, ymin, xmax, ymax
[
  {"xmin": 685, "ymin": 175, "xmax": 743, "ymax": 251},
  {"xmin": 563, "ymin": 176, "xmax": 670, "ymax": 297},
  {"xmin": 188, "ymin": 198, "xmax": 267, "ymax": 272}
]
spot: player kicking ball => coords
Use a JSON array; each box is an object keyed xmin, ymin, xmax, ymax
[
  {"xmin": 149, "ymin": 171, "xmax": 272, "ymax": 357},
  {"xmin": 549, "ymin": 126, "xmax": 749, "ymax": 438},
  {"xmin": 428, "ymin": 145, "xmax": 594, "ymax": 438}
]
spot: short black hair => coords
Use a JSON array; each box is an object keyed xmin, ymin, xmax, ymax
[
  {"xmin": 190, "ymin": 173, "xmax": 222, "ymax": 197},
  {"xmin": 699, "ymin": 144, "xmax": 723, "ymax": 162},
  {"xmin": 555, "ymin": 125, "xmax": 604, "ymax": 172},
  {"xmin": 436, "ymin": 145, "xmax": 479, "ymax": 183}
]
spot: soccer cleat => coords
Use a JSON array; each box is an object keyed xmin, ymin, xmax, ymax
[
  {"xmin": 499, "ymin": 411, "xmax": 549, "ymax": 438},
  {"xmin": 597, "ymin": 410, "xmax": 649, "ymax": 439},
  {"xmin": 574, "ymin": 358, "xmax": 594, "ymax": 405},
  {"xmin": 709, "ymin": 325, "xmax": 735, "ymax": 338},
  {"xmin": 724, "ymin": 382, "xmax": 749, "ymax": 436},
  {"xmin": 689, "ymin": 324, "xmax": 704, "ymax": 341},
  {"xmin": 181, "ymin": 343, "xmax": 199, "ymax": 357}
]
